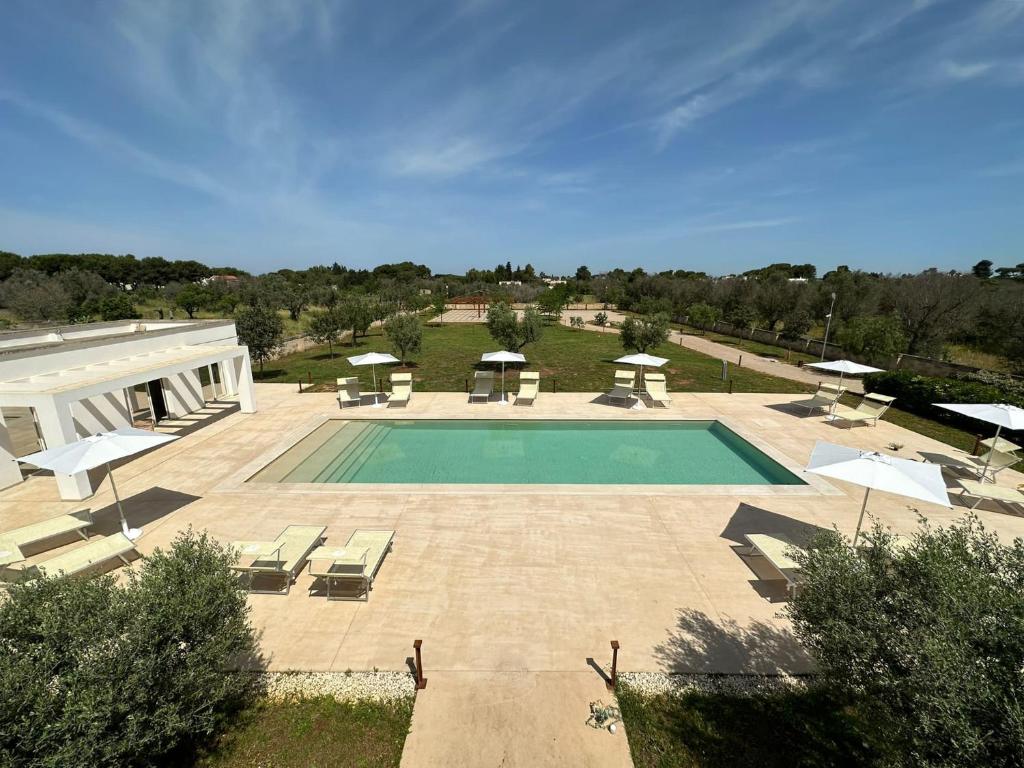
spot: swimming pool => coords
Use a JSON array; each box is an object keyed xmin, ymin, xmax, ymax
[{"xmin": 254, "ymin": 419, "xmax": 805, "ymax": 486}]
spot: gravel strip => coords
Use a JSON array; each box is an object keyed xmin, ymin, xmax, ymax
[
  {"xmin": 256, "ymin": 671, "xmax": 417, "ymax": 702},
  {"xmin": 619, "ymin": 671, "xmax": 811, "ymax": 698}
]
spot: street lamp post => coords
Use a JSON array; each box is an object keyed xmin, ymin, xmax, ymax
[{"xmin": 821, "ymin": 292, "xmax": 837, "ymax": 361}]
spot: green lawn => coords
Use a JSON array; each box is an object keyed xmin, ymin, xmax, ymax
[
  {"xmin": 196, "ymin": 697, "xmax": 413, "ymax": 768},
  {"xmin": 617, "ymin": 685, "xmax": 880, "ymax": 768},
  {"xmin": 255, "ymin": 322, "xmax": 812, "ymax": 395}
]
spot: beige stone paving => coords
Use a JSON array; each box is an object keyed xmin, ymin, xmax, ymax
[{"xmin": 4, "ymin": 384, "xmax": 1023, "ymax": 765}]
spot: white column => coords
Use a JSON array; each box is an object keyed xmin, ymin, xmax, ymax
[
  {"xmin": 33, "ymin": 399, "xmax": 92, "ymax": 500},
  {"xmin": 0, "ymin": 411, "xmax": 24, "ymax": 491},
  {"xmin": 236, "ymin": 354, "xmax": 257, "ymax": 413},
  {"xmin": 222, "ymin": 355, "xmax": 240, "ymax": 396}
]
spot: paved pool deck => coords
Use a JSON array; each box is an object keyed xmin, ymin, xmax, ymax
[{"xmin": 3, "ymin": 385, "xmax": 1021, "ymax": 766}]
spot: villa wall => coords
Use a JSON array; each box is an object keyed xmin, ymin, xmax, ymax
[
  {"xmin": 162, "ymin": 369, "xmax": 206, "ymax": 418},
  {"xmin": 71, "ymin": 391, "xmax": 132, "ymax": 437}
]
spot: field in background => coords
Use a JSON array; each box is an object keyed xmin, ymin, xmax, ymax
[{"xmin": 254, "ymin": 322, "xmax": 812, "ymax": 395}]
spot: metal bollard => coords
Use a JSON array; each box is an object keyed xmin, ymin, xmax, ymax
[
  {"xmin": 729, "ymin": 379, "xmax": 733, "ymax": 394},
  {"xmin": 609, "ymin": 640, "xmax": 620, "ymax": 690},
  {"xmin": 738, "ymin": 354, "xmax": 742, "ymax": 368},
  {"xmin": 298, "ymin": 380, "xmax": 303, "ymax": 393},
  {"xmin": 414, "ymin": 639, "xmax": 428, "ymax": 690}
]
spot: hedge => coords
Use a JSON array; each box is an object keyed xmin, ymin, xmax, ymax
[{"xmin": 864, "ymin": 370, "xmax": 1024, "ymax": 438}]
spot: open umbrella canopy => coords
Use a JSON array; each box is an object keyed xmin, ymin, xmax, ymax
[
  {"xmin": 935, "ymin": 403, "xmax": 1024, "ymax": 431},
  {"xmin": 806, "ymin": 360, "xmax": 884, "ymax": 377},
  {"xmin": 806, "ymin": 440, "xmax": 950, "ymax": 543},
  {"xmin": 19, "ymin": 428, "xmax": 179, "ymax": 540},
  {"xmin": 347, "ymin": 352, "xmax": 400, "ymax": 366},
  {"xmin": 615, "ymin": 353, "xmax": 669, "ymax": 368},
  {"xmin": 19, "ymin": 427, "xmax": 178, "ymax": 475}
]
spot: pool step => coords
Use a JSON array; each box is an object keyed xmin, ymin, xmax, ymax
[
  {"xmin": 333, "ymin": 423, "xmax": 391, "ymax": 482},
  {"xmin": 310, "ymin": 422, "xmax": 381, "ymax": 482}
]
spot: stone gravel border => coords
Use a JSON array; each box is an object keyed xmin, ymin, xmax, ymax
[
  {"xmin": 619, "ymin": 671, "xmax": 812, "ymax": 698},
  {"xmin": 254, "ymin": 671, "xmax": 417, "ymax": 702}
]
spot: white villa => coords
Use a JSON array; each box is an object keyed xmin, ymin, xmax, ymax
[{"xmin": 0, "ymin": 319, "xmax": 256, "ymax": 500}]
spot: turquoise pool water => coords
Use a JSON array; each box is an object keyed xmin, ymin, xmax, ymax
[{"xmin": 264, "ymin": 420, "xmax": 805, "ymax": 485}]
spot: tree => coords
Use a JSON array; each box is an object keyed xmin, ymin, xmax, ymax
[
  {"xmin": 687, "ymin": 302, "xmax": 720, "ymax": 334},
  {"xmin": 779, "ymin": 308, "xmax": 813, "ymax": 340},
  {"xmin": 594, "ymin": 311, "xmax": 608, "ymax": 331},
  {"xmin": 97, "ymin": 293, "xmax": 138, "ymax": 321},
  {"xmin": 972, "ymin": 259, "xmax": 993, "ymax": 279},
  {"xmin": 620, "ymin": 313, "xmax": 670, "ymax": 353},
  {"xmin": 575, "ymin": 265, "xmax": 592, "ymax": 281},
  {"xmin": 0, "ymin": 268, "xmax": 71, "ymax": 323},
  {"xmin": 536, "ymin": 285, "xmax": 570, "ymax": 319},
  {"xmin": 431, "ymin": 292, "xmax": 447, "ymax": 325},
  {"xmin": 0, "ymin": 529, "xmax": 262, "ymax": 767},
  {"xmin": 305, "ymin": 308, "xmax": 343, "ymax": 358},
  {"xmin": 175, "ymin": 283, "xmax": 207, "ymax": 319},
  {"xmin": 836, "ymin": 315, "xmax": 906, "ymax": 364},
  {"xmin": 789, "ymin": 517, "xmax": 1024, "ymax": 767},
  {"xmin": 486, "ymin": 303, "xmax": 544, "ymax": 352},
  {"xmin": 235, "ymin": 303, "xmax": 283, "ymax": 373},
  {"xmin": 338, "ymin": 295, "xmax": 374, "ymax": 346},
  {"xmin": 881, "ymin": 272, "xmax": 979, "ymax": 355},
  {"xmin": 384, "ymin": 312, "xmax": 423, "ymax": 364},
  {"xmin": 569, "ymin": 316, "xmax": 585, "ymax": 330}
]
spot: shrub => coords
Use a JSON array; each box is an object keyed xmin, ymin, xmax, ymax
[
  {"xmin": 621, "ymin": 313, "xmax": 670, "ymax": 353},
  {"xmin": 864, "ymin": 369, "xmax": 1024, "ymax": 432},
  {"xmin": 0, "ymin": 529, "xmax": 263, "ymax": 767},
  {"xmin": 789, "ymin": 518, "xmax": 1024, "ymax": 767},
  {"xmin": 836, "ymin": 315, "xmax": 906, "ymax": 364}
]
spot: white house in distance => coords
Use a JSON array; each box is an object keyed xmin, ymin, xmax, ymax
[{"xmin": 0, "ymin": 319, "xmax": 256, "ymax": 500}]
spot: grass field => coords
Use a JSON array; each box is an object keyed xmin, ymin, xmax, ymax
[
  {"xmin": 255, "ymin": 322, "xmax": 812, "ymax": 395},
  {"xmin": 197, "ymin": 697, "xmax": 413, "ymax": 768},
  {"xmin": 617, "ymin": 685, "xmax": 879, "ymax": 768}
]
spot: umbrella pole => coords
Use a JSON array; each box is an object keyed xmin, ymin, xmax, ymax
[
  {"xmin": 502, "ymin": 361, "xmax": 506, "ymax": 403},
  {"xmin": 853, "ymin": 487, "xmax": 871, "ymax": 546},
  {"xmin": 980, "ymin": 425, "xmax": 1001, "ymax": 483},
  {"xmin": 106, "ymin": 461, "xmax": 140, "ymax": 541},
  {"xmin": 372, "ymin": 364, "xmax": 379, "ymax": 405}
]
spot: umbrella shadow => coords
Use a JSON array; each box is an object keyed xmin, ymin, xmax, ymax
[
  {"xmin": 653, "ymin": 608, "xmax": 812, "ymax": 674},
  {"xmin": 89, "ymin": 487, "xmax": 201, "ymax": 536}
]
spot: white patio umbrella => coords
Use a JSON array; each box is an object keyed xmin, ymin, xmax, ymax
[
  {"xmin": 806, "ymin": 441, "xmax": 950, "ymax": 545},
  {"xmin": 481, "ymin": 351, "xmax": 526, "ymax": 405},
  {"xmin": 805, "ymin": 359, "xmax": 884, "ymax": 389},
  {"xmin": 935, "ymin": 403, "xmax": 1024, "ymax": 482},
  {"xmin": 18, "ymin": 427, "xmax": 179, "ymax": 540},
  {"xmin": 347, "ymin": 352, "xmax": 400, "ymax": 406}
]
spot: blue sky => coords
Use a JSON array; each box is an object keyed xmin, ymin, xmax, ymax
[{"xmin": 1, "ymin": 0, "xmax": 1022, "ymax": 276}]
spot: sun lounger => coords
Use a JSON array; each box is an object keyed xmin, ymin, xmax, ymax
[
  {"xmin": 607, "ymin": 370, "xmax": 636, "ymax": 406},
  {"xmin": 469, "ymin": 371, "xmax": 494, "ymax": 403},
  {"xmin": 308, "ymin": 529, "xmax": 395, "ymax": 601},
  {"xmin": 955, "ymin": 479, "xmax": 1024, "ymax": 514},
  {"xmin": 0, "ymin": 509, "xmax": 92, "ymax": 552},
  {"xmin": 644, "ymin": 373, "xmax": 671, "ymax": 407},
  {"xmin": 337, "ymin": 377, "xmax": 361, "ymax": 408},
  {"xmin": 388, "ymin": 373, "xmax": 412, "ymax": 407},
  {"xmin": 231, "ymin": 525, "xmax": 327, "ymax": 595},
  {"xmin": 743, "ymin": 533, "xmax": 805, "ymax": 599},
  {"xmin": 928, "ymin": 448, "xmax": 1019, "ymax": 484},
  {"xmin": 515, "ymin": 371, "xmax": 540, "ymax": 405},
  {"xmin": 789, "ymin": 383, "xmax": 846, "ymax": 416},
  {"xmin": 4, "ymin": 533, "xmax": 138, "ymax": 583},
  {"xmin": 829, "ymin": 393, "xmax": 895, "ymax": 428}
]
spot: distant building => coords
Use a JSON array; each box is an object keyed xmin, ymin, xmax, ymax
[
  {"xmin": 787, "ymin": 277, "xmax": 809, "ymax": 283},
  {"xmin": 542, "ymin": 278, "xmax": 566, "ymax": 286},
  {"xmin": 498, "ymin": 280, "xmax": 522, "ymax": 286},
  {"xmin": 202, "ymin": 274, "xmax": 241, "ymax": 286}
]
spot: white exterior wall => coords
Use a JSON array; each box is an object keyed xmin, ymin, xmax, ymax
[
  {"xmin": 71, "ymin": 390, "xmax": 132, "ymax": 437},
  {"xmin": 162, "ymin": 369, "xmax": 206, "ymax": 418},
  {"xmin": 0, "ymin": 411, "xmax": 22, "ymax": 491}
]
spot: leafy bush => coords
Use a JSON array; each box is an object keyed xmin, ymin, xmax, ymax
[
  {"xmin": 864, "ymin": 369, "xmax": 1024, "ymax": 434},
  {"xmin": 0, "ymin": 529, "xmax": 263, "ymax": 767},
  {"xmin": 835, "ymin": 315, "xmax": 906, "ymax": 364},
  {"xmin": 621, "ymin": 313, "xmax": 670, "ymax": 353},
  {"xmin": 789, "ymin": 518, "xmax": 1024, "ymax": 767}
]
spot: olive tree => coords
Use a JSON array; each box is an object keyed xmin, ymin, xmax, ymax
[
  {"xmin": 788, "ymin": 517, "xmax": 1024, "ymax": 767},
  {"xmin": 384, "ymin": 312, "xmax": 423, "ymax": 364},
  {"xmin": 305, "ymin": 308, "xmax": 343, "ymax": 358},
  {"xmin": 686, "ymin": 302, "xmax": 720, "ymax": 334},
  {"xmin": 620, "ymin": 313, "xmax": 670, "ymax": 353},
  {"xmin": 0, "ymin": 529, "xmax": 263, "ymax": 767},
  {"xmin": 486, "ymin": 302, "xmax": 543, "ymax": 352},
  {"xmin": 235, "ymin": 302, "xmax": 283, "ymax": 373}
]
